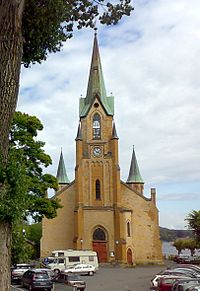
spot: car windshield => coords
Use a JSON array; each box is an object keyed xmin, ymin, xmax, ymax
[{"xmin": 35, "ymin": 272, "xmax": 49, "ymax": 279}]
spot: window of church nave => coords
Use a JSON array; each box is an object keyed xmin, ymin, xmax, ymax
[
  {"xmin": 93, "ymin": 227, "xmax": 106, "ymax": 241},
  {"xmin": 93, "ymin": 113, "xmax": 101, "ymax": 139},
  {"xmin": 127, "ymin": 221, "xmax": 131, "ymax": 237},
  {"xmin": 95, "ymin": 179, "xmax": 101, "ymax": 200}
]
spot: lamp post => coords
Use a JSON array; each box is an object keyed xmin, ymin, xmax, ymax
[
  {"xmin": 115, "ymin": 240, "xmax": 119, "ymax": 264},
  {"xmin": 80, "ymin": 238, "xmax": 83, "ymax": 250}
]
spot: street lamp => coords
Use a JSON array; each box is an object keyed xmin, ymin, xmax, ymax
[
  {"xmin": 80, "ymin": 238, "xmax": 83, "ymax": 249},
  {"xmin": 115, "ymin": 240, "xmax": 119, "ymax": 265}
]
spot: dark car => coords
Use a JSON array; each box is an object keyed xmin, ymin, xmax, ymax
[
  {"xmin": 21, "ymin": 269, "xmax": 53, "ymax": 290},
  {"xmin": 11, "ymin": 263, "xmax": 33, "ymax": 284},
  {"xmin": 56, "ymin": 272, "xmax": 86, "ymax": 291}
]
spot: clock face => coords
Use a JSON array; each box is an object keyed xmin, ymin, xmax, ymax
[{"xmin": 93, "ymin": 146, "xmax": 102, "ymax": 157}]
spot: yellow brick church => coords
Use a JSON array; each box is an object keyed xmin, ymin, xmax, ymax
[{"xmin": 41, "ymin": 33, "xmax": 163, "ymax": 265}]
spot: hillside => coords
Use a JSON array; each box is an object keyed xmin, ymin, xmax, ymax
[{"xmin": 160, "ymin": 227, "xmax": 193, "ymax": 242}]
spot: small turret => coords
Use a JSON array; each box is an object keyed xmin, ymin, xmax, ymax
[
  {"xmin": 56, "ymin": 149, "xmax": 70, "ymax": 187},
  {"xmin": 75, "ymin": 123, "xmax": 82, "ymax": 141},
  {"xmin": 126, "ymin": 146, "xmax": 144, "ymax": 195},
  {"xmin": 112, "ymin": 121, "xmax": 119, "ymax": 139}
]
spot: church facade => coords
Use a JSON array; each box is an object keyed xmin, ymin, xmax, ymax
[{"xmin": 41, "ymin": 33, "xmax": 163, "ymax": 265}]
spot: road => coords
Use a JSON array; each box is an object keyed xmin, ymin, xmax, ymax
[{"xmin": 11, "ymin": 262, "xmax": 172, "ymax": 291}]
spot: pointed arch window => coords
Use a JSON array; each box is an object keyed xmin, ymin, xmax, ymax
[
  {"xmin": 93, "ymin": 228, "xmax": 106, "ymax": 241},
  {"xmin": 127, "ymin": 221, "xmax": 131, "ymax": 237},
  {"xmin": 93, "ymin": 113, "xmax": 101, "ymax": 139},
  {"xmin": 96, "ymin": 179, "xmax": 101, "ymax": 200}
]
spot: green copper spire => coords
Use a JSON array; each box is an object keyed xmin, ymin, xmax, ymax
[
  {"xmin": 126, "ymin": 146, "xmax": 144, "ymax": 184},
  {"xmin": 56, "ymin": 149, "xmax": 70, "ymax": 184},
  {"xmin": 79, "ymin": 31, "xmax": 114, "ymax": 117}
]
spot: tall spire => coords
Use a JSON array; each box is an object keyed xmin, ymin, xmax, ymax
[
  {"xmin": 79, "ymin": 31, "xmax": 114, "ymax": 117},
  {"xmin": 126, "ymin": 146, "xmax": 143, "ymax": 184},
  {"xmin": 86, "ymin": 30, "xmax": 107, "ymax": 104},
  {"xmin": 56, "ymin": 149, "xmax": 70, "ymax": 184}
]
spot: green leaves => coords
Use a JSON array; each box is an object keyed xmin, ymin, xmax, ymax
[
  {"xmin": 186, "ymin": 210, "xmax": 200, "ymax": 240},
  {"xmin": 0, "ymin": 111, "xmax": 61, "ymax": 225},
  {"xmin": 22, "ymin": 0, "xmax": 133, "ymax": 67}
]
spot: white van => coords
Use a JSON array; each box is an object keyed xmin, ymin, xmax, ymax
[{"xmin": 45, "ymin": 249, "xmax": 99, "ymax": 273}]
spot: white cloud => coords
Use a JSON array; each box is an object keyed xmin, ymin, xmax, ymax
[{"xmin": 17, "ymin": 0, "xmax": 200, "ymax": 229}]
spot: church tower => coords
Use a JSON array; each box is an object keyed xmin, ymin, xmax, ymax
[
  {"xmin": 74, "ymin": 32, "xmax": 123, "ymax": 262},
  {"xmin": 41, "ymin": 32, "xmax": 163, "ymax": 265}
]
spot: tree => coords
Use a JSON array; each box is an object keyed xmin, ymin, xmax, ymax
[
  {"xmin": 26, "ymin": 223, "xmax": 42, "ymax": 259},
  {"xmin": 183, "ymin": 238, "xmax": 199, "ymax": 256},
  {"xmin": 0, "ymin": 111, "xmax": 62, "ymax": 289},
  {"xmin": 11, "ymin": 225, "xmax": 35, "ymax": 265},
  {"xmin": 173, "ymin": 239, "xmax": 186, "ymax": 255},
  {"xmin": 0, "ymin": 2, "xmax": 133, "ymax": 289},
  {"xmin": 186, "ymin": 210, "xmax": 200, "ymax": 240},
  {"xmin": 11, "ymin": 223, "xmax": 42, "ymax": 264}
]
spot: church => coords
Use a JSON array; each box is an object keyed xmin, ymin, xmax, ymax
[{"xmin": 41, "ymin": 33, "xmax": 163, "ymax": 265}]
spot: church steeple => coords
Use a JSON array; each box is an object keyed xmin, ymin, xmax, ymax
[
  {"xmin": 79, "ymin": 31, "xmax": 114, "ymax": 117},
  {"xmin": 126, "ymin": 146, "xmax": 144, "ymax": 194},
  {"xmin": 56, "ymin": 149, "xmax": 70, "ymax": 184},
  {"xmin": 86, "ymin": 30, "xmax": 107, "ymax": 105}
]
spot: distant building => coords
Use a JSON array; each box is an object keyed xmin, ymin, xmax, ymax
[{"xmin": 41, "ymin": 33, "xmax": 163, "ymax": 265}]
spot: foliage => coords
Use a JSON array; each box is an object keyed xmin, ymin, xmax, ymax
[
  {"xmin": 11, "ymin": 223, "xmax": 42, "ymax": 263},
  {"xmin": 11, "ymin": 224, "xmax": 35, "ymax": 265},
  {"xmin": 22, "ymin": 0, "xmax": 133, "ymax": 67},
  {"xmin": 186, "ymin": 210, "xmax": 200, "ymax": 240},
  {"xmin": 183, "ymin": 238, "xmax": 200, "ymax": 256},
  {"xmin": 173, "ymin": 239, "xmax": 186, "ymax": 255},
  {"xmin": 0, "ymin": 111, "xmax": 62, "ymax": 225},
  {"xmin": 173, "ymin": 238, "xmax": 200, "ymax": 256}
]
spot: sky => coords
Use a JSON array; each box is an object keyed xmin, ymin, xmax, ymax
[{"xmin": 17, "ymin": 0, "xmax": 200, "ymax": 230}]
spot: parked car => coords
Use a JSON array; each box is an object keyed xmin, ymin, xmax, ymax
[
  {"xmin": 158, "ymin": 276, "xmax": 191, "ymax": 291},
  {"xmin": 37, "ymin": 268, "xmax": 57, "ymax": 281},
  {"xmin": 150, "ymin": 274, "xmax": 190, "ymax": 290},
  {"xmin": 56, "ymin": 272, "xmax": 86, "ymax": 291},
  {"xmin": 64, "ymin": 263, "xmax": 96, "ymax": 276},
  {"xmin": 159, "ymin": 269, "xmax": 195, "ymax": 278},
  {"xmin": 173, "ymin": 255, "xmax": 191, "ymax": 264},
  {"xmin": 11, "ymin": 263, "xmax": 33, "ymax": 284},
  {"xmin": 173, "ymin": 255, "xmax": 200, "ymax": 265},
  {"xmin": 187, "ymin": 286, "xmax": 200, "ymax": 291},
  {"xmin": 169, "ymin": 264, "xmax": 200, "ymax": 273},
  {"xmin": 21, "ymin": 269, "xmax": 53, "ymax": 290},
  {"xmin": 170, "ymin": 268, "xmax": 200, "ymax": 278},
  {"xmin": 171, "ymin": 278, "xmax": 200, "ymax": 291}
]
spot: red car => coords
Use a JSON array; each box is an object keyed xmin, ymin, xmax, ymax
[{"xmin": 158, "ymin": 276, "xmax": 191, "ymax": 291}]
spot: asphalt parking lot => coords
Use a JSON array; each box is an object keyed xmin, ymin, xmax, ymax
[{"xmin": 11, "ymin": 262, "xmax": 170, "ymax": 291}]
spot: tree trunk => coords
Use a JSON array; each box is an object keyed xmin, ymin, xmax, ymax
[
  {"xmin": 0, "ymin": 1, "xmax": 24, "ymax": 290},
  {"xmin": 0, "ymin": 223, "xmax": 12, "ymax": 290},
  {"xmin": 0, "ymin": 0, "xmax": 24, "ymax": 160}
]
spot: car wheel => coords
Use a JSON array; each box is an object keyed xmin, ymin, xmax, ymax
[{"xmin": 89, "ymin": 271, "xmax": 94, "ymax": 276}]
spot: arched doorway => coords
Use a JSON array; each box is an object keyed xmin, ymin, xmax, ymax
[
  {"xmin": 127, "ymin": 248, "xmax": 133, "ymax": 264},
  {"xmin": 92, "ymin": 227, "xmax": 107, "ymax": 263}
]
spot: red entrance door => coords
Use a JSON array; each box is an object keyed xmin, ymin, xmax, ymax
[
  {"xmin": 93, "ymin": 242, "xmax": 107, "ymax": 263},
  {"xmin": 127, "ymin": 248, "xmax": 133, "ymax": 264}
]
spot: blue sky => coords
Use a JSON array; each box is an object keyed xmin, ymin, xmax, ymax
[{"xmin": 17, "ymin": 0, "xmax": 200, "ymax": 229}]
